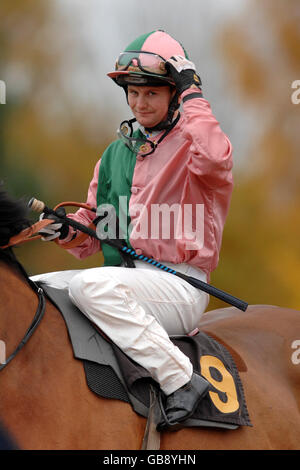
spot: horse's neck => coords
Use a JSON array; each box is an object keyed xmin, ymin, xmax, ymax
[{"xmin": 0, "ymin": 259, "xmax": 37, "ymax": 354}]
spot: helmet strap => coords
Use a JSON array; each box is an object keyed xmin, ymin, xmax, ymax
[
  {"xmin": 117, "ymin": 112, "xmax": 180, "ymax": 158},
  {"xmin": 145, "ymin": 111, "xmax": 181, "ymax": 148}
]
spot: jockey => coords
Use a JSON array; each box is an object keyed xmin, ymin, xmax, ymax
[{"xmin": 40, "ymin": 30, "xmax": 233, "ymax": 431}]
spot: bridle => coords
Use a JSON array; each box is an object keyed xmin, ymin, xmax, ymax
[{"xmin": 0, "ymin": 249, "xmax": 46, "ymax": 371}]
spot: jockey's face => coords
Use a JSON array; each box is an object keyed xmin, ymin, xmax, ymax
[{"xmin": 127, "ymin": 85, "xmax": 174, "ymax": 128}]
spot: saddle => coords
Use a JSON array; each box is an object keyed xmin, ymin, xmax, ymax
[{"xmin": 39, "ymin": 283, "xmax": 251, "ymax": 431}]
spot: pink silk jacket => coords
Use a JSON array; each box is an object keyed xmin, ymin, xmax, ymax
[{"xmin": 61, "ymin": 89, "xmax": 233, "ymax": 279}]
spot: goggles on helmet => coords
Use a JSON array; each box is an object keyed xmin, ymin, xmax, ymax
[
  {"xmin": 115, "ymin": 51, "xmax": 168, "ymax": 77},
  {"xmin": 117, "ymin": 118, "xmax": 157, "ymax": 157}
]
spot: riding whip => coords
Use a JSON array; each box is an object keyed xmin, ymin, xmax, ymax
[{"xmin": 29, "ymin": 197, "xmax": 248, "ymax": 312}]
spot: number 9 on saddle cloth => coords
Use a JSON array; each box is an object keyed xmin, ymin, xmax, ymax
[{"xmin": 32, "ymin": 271, "xmax": 251, "ymax": 431}]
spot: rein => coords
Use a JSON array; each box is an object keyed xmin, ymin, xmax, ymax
[
  {"xmin": 0, "ymin": 219, "xmax": 54, "ymax": 249},
  {"xmin": 0, "ymin": 250, "xmax": 46, "ymax": 371},
  {"xmin": 0, "ymin": 201, "xmax": 95, "ymax": 250}
]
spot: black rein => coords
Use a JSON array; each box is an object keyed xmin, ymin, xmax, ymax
[{"xmin": 0, "ymin": 249, "xmax": 46, "ymax": 371}]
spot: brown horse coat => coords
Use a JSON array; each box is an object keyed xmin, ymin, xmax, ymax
[{"xmin": 0, "ymin": 260, "xmax": 299, "ymax": 450}]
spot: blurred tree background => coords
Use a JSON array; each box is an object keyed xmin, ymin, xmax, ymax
[{"xmin": 0, "ymin": 0, "xmax": 299, "ymax": 311}]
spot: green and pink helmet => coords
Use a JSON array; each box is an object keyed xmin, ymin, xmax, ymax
[
  {"xmin": 108, "ymin": 30, "xmax": 190, "ymax": 130},
  {"xmin": 107, "ymin": 29, "xmax": 190, "ymax": 88}
]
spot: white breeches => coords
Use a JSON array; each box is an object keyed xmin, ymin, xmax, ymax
[{"xmin": 68, "ymin": 261, "xmax": 209, "ymax": 395}]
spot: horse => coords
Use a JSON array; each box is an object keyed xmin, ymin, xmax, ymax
[{"xmin": 0, "ymin": 187, "xmax": 299, "ymax": 450}]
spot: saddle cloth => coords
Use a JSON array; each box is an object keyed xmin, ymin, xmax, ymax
[{"xmin": 40, "ymin": 283, "xmax": 252, "ymax": 429}]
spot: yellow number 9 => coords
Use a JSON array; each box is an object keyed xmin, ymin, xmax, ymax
[{"xmin": 200, "ymin": 355, "xmax": 239, "ymax": 414}]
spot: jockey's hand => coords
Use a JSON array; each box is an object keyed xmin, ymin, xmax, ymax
[
  {"xmin": 166, "ymin": 55, "xmax": 202, "ymax": 95},
  {"xmin": 39, "ymin": 207, "xmax": 69, "ymax": 241}
]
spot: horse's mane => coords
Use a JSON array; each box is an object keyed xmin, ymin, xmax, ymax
[{"xmin": 0, "ymin": 186, "xmax": 31, "ymax": 263}]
